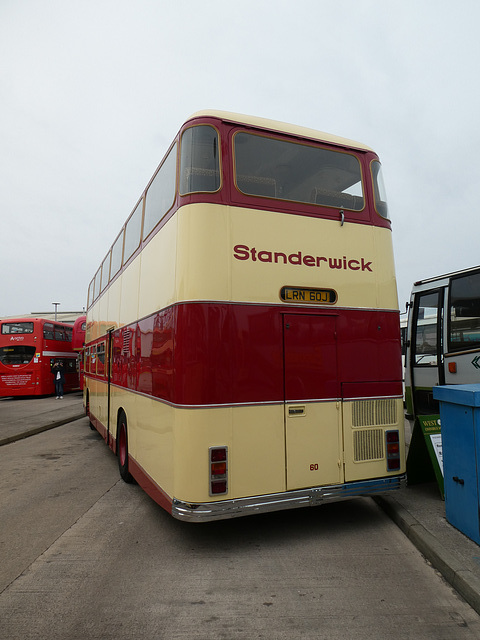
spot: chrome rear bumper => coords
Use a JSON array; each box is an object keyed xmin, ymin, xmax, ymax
[{"xmin": 172, "ymin": 474, "xmax": 406, "ymax": 522}]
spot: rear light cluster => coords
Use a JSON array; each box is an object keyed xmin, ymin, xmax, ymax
[
  {"xmin": 209, "ymin": 446, "xmax": 228, "ymax": 495},
  {"xmin": 385, "ymin": 430, "xmax": 401, "ymax": 471}
]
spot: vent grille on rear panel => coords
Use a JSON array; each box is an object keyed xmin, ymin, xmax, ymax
[
  {"xmin": 351, "ymin": 399, "xmax": 397, "ymax": 427},
  {"xmin": 353, "ymin": 429, "xmax": 384, "ymax": 462}
]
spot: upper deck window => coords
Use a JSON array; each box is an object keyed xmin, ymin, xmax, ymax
[
  {"xmin": 371, "ymin": 161, "xmax": 389, "ymax": 219},
  {"xmin": 87, "ymin": 280, "xmax": 94, "ymax": 309},
  {"xmin": 144, "ymin": 144, "xmax": 177, "ymax": 239},
  {"xmin": 93, "ymin": 267, "xmax": 101, "ymax": 302},
  {"xmin": 180, "ymin": 125, "xmax": 220, "ymax": 195},
  {"xmin": 43, "ymin": 323, "xmax": 54, "ymax": 339},
  {"xmin": 1, "ymin": 322, "xmax": 34, "ymax": 334},
  {"xmin": 233, "ymin": 132, "xmax": 364, "ymax": 210},
  {"xmin": 54, "ymin": 325, "xmax": 65, "ymax": 341},
  {"xmin": 110, "ymin": 230, "xmax": 124, "ymax": 279},
  {"xmin": 100, "ymin": 252, "xmax": 111, "ymax": 292},
  {"xmin": 124, "ymin": 200, "xmax": 143, "ymax": 264}
]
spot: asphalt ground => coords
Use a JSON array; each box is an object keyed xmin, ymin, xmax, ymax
[
  {"xmin": 2, "ymin": 394, "xmax": 480, "ymax": 615},
  {"xmin": 0, "ymin": 391, "xmax": 84, "ymax": 445}
]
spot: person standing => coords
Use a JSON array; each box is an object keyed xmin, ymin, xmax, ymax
[{"xmin": 52, "ymin": 360, "xmax": 65, "ymax": 398}]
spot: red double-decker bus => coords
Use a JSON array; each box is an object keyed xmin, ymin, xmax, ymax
[{"xmin": 0, "ymin": 318, "xmax": 80, "ymax": 397}]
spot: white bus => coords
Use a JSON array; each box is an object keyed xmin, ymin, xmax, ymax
[{"xmin": 405, "ymin": 265, "xmax": 480, "ymax": 419}]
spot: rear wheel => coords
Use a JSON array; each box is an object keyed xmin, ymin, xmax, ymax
[{"xmin": 117, "ymin": 412, "xmax": 134, "ymax": 483}]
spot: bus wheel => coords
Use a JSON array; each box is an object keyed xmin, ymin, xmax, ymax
[{"xmin": 117, "ymin": 413, "xmax": 134, "ymax": 484}]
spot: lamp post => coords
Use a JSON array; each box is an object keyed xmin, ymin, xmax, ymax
[{"xmin": 52, "ymin": 302, "xmax": 60, "ymax": 321}]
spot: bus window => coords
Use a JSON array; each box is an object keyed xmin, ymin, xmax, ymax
[
  {"xmin": 1, "ymin": 322, "xmax": 34, "ymax": 334},
  {"xmin": 53, "ymin": 325, "xmax": 65, "ymax": 341},
  {"xmin": 413, "ymin": 292, "xmax": 441, "ymax": 366},
  {"xmin": 233, "ymin": 132, "xmax": 364, "ymax": 210},
  {"xmin": 123, "ymin": 200, "xmax": 143, "ymax": 264},
  {"xmin": 371, "ymin": 161, "xmax": 389, "ymax": 219},
  {"xmin": 100, "ymin": 252, "xmax": 111, "ymax": 292},
  {"xmin": 43, "ymin": 323, "xmax": 54, "ymax": 340},
  {"xmin": 87, "ymin": 280, "xmax": 95, "ymax": 309},
  {"xmin": 143, "ymin": 143, "xmax": 177, "ymax": 239},
  {"xmin": 110, "ymin": 230, "xmax": 124, "ymax": 279},
  {"xmin": 180, "ymin": 125, "xmax": 220, "ymax": 194},
  {"xmin": 43, "ymin": 323, "xmax": 54, "ymax": 339},
  {"xmin": 93, "ymin": 267, "xmax": 102, "ymax": 302},
  {"xmin": 449, "ymin": 271, "xmax": 480, "ymax": 352},
  {"xmin": 97, "ymin": 342, "xmax": 105, "ymax": 375}
]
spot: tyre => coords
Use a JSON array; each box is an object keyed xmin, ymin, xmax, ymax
[{"xmin": 117, "ymin": 412, "xmax": 134, "ymax": 483}]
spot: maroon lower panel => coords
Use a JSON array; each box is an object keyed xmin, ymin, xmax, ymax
[
  {"xmin": 128, "ymin": 457, "xmax": 173, "ymax": 513},
  {"xmin": 110, "ymin": 303, "xmax": 402, "ymax": 406}
]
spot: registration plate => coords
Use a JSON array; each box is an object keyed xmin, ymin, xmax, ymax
[{"xmin": 280, "ymin": 286, "xmax": 337, "ymax": 304}]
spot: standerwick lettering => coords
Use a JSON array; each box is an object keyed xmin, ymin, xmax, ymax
[{"xmin": 233, "ymin": 244, "xmax": 373, "ymax": 272}]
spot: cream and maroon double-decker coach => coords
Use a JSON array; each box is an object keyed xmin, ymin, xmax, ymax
[{"xmin": 84, "ymin": 110, "xmax": 405, "ymax": 521}]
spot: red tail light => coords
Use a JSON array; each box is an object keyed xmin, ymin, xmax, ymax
[
  {"xmin": 385, "ymin": 430, "xmax": 401, "ymax": 471},
  {"xmin": 210, "ymin": 448, "xmax": 227, "ymax": 463},
  {"xmin": 209, "ymin": 446, "xmax": 228, "ymax": 496}
]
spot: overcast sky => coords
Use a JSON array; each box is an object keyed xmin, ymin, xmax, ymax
[{"xmin": 1, "ymin": 0, "xmax": 479, "ymax": 318}]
